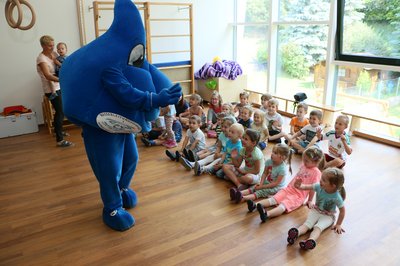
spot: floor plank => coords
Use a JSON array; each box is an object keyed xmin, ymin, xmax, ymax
[{"xmin": 0, "ymin": 125, "xmax": 399, "ymax": 265}]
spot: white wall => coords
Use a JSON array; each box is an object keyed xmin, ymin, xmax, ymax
[{"xmin": 0, "ymin": 0, "xmax": 234, "ymax": 124}]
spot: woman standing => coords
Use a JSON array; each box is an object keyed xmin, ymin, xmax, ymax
[{"xmin": 36, "ymin": 35, "xmax": 73, "ymax": 147}]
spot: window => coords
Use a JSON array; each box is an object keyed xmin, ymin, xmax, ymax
[
  {"xmin": 234, "ymin": 0, "xmax": 269, "ymax": 93},
  {"xmin": 276, "ymin": 24, "xmax": 329, "ymax": 104},
  {"xmin": 336, "ymin": 0, "xmax": 400, "ymax": 66}
]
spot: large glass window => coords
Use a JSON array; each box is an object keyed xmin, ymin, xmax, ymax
[
  {"xmin": 234, "ymin": 0, "xmax": 269, "ymax": 93},
  {"xmin": 276, "ymin": 24, "xmax": 329, "ymax": 104},
  {"xmin": 336, "ymin": 66, "xmax": 400, "ymax": 139},
  {"xmin": 236, "ymin": 25, "xmax": 268, "ymax": 92},
  {"xmin": 337, "ymin": 0, "xmax": 400, "ymax": 66}
]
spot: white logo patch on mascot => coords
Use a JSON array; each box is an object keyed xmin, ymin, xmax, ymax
[{"xmin": 96, "ymin": 112, "xmax": 141, "ymax": 133}]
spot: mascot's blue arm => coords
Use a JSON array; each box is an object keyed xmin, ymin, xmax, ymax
[{"xmin": 102, "ymin": 67, "xmax": 153, "ymax": 111}]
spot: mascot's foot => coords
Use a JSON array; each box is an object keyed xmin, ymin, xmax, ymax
[
  {"xmin": 103, "ymin": 207, "xmax": 135, "ymax": 231},
  {"xmin": 121, "ymin": 188, "xmax": 138, "ymax": 209}
]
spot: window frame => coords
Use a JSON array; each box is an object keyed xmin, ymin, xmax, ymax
[{"xmin": 335, "ymin": 0, "xmax": 400, "ymax": 67}]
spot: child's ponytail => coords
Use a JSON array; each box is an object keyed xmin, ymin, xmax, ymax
[
  {"xmin": 324, "ymin": 167, "xmax": 346, "ymax": 200},
  {"xmin": 274, "ymin": 143, "xmax": 292, "ymax": 174},
  {"xmin": 339, "ymin": 186, "xmax": 346, "ymax": 200}
]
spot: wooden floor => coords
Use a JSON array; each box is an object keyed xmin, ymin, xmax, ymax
[{"xmin": 0, "ymin": 125, "xmax": 399, "ymax": 265}]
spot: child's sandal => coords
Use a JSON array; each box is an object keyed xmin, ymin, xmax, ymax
[
  {"xmin": 287, "ymin": 228, "xmax": 299, "ymax": 245},
  {"xmin": 299, "ymin": 239, "xmax": 316, "ymax": 250},
  {"xmin": 257, "ymin": 203, "xmax": 268, "ymax": 222}
]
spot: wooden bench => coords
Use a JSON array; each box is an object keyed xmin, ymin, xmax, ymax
[
  {"xmin": 341, "ymin": 111, "xmax": 400, "ymax": 147},
  {"xmin": 245, "ymin": 89, "xmax": 343, "ymax": 127}
]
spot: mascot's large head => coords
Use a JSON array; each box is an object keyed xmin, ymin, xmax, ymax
[{"xmin": 60, "ymin": 0, "xmax": 163, "ymax": 132}]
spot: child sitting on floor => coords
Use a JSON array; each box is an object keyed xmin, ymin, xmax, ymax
[
  {"xmin": 247, "ymin": 146, "xmax": 324, "ymax": 222},
  {"xmin": 179, "ymin": 94, "xmax": 205, "ymax": 128},
  {"xmin": 265, "ymin": 98, "xmax": 288, "ymax": 143},
  {"xmin": 193, "ymin": 116, "xmax": 236, "ymax": 176},
  {"xmin": 289, "ymin": 102, "xmax": 309, "ymax": 137},
  {"xmin": 251, "ymin": 109, "xmax": 269, "ymax": 150},
  {"xmin": 260, "ymin": 93, "xmax": 273, "ymax": 113},
  {"xmin": 211, "ymin": 123, "xmax": 244, "ymax": 179},
  {"xmin": 286, "ymin": 167, "xmax": 346, "ymax": 250},
  {"xmin": 165, "ymin": 115, "xmax": 206, "ymax": 162},
  {"xmin": 206, "ymin": 91, "xmax": 223, "ymax": 132},
  {"xmin": 238, "ymin": 105, "xmax": 253, "ymax": 129},
  {"xmin": 318, "ymin": 115, "xmax": 352, "ymax": 169},
  {"xmin": 289, "ymin": 109, "xmax": 323, "ymax": 154},
  {"xmin": 234, "ymin": 91, "xmax": 250, "ymax": 119},
  {"xmin": 233, "ymin": 143, "xmax": 291, "ymax": 205},
  {"xmin": 224, "ymin": 129, "xmax": 265, "ymax": 201}
]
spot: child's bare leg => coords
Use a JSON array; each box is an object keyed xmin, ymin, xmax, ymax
[
  {"xmin": 308, "ymin": 227, "xmax": 322, "ymax": 241},
  {"xmin": 258, "ymin": 198, "xmax": 273, "ymax": 208},
  {"xmin": 265, "ymin": 204, "xmax": 286, "ymax": 218},
  {"xmin": 297, "ymin": 225, "xmax": 310, "ymax": 236},
  {"xmin": 325, "ymin": 158, "xmax": 344, "ymax": 168},
  {"xmin": 153, "ymin": 139, "xmax": 165, "ymax": 146},
  {"xmin": 238, "ymin": 174, "xmax": 255, "ymax": 186},
  {"xmin": 222, "ymin": 164, "xmax": 241, "ymax": 187},
  {"xmin": 242, "ymin": 193, "xmax": 256, "ymax": 202},
  {"xmin": 290, "ymin": 141, "xmax": 305, "ymax": 153}
]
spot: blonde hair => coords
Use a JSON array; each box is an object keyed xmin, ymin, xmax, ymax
[
  {"xmin": 303, "ymin": 146, "xmax": 325, "ymax": 170},
  {"xmin": 210, "ymin": 91, "xmax": 223, "ymax": 108},
  {"xmin": 57, "ymin": 42, "xmax": 67, "ymax": 49},
  {"xmin": 323, "ymin": 167, "xmax": 346, "ymax": 200},
  {"xmin": 261, "ymin": 93, "xmax": 273, "ymax": 101},
  {"xmin": 239, "ymin": 91, "xmax": 250, "ymax": 99},
  {"xmin": 223, "ymin": 116, "xmax": 236, "ymax": 127},
  {"xmin": 253, "ymin": 109, "xmax": 267, "ymax": 127},
  {"xmin": 241, "ymin": 104, "xmax": 253, "ymax": 116},
  {"xmin": 222, "ymin": 103, "xmax": 235, "ymax": 116},
  {"xmin": 273, "ymin": 143, "xmax": 293, "ymax": 174},
  {"xmin": 189, "ymin": 93, "xmax": 203, "ymax": 107},
  {"xmin": 297, "ymin": 102, "xmax": 308, "ymax": 112},
  {"xmin": 40, "ymin": 35, "xmax": 54, "ymax": 46},
  {"xmin": 268, "ymin": 98, "xmax": 279, "ymax": 107},
  {"xmin": 336, "ymin": 115, "xmax": 350, "ymax": 127},
  {"xmin": 189, "ymin": 115, "xmax": 202, "ymax": 125},
  {"xmin": 230, "ymin": 123, "xmax": 245, "ymax": 137}
]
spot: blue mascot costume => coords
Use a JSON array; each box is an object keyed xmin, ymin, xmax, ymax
[{"xmin": 59, "ymin": 0, "xmax": 181, "ymax": 231}]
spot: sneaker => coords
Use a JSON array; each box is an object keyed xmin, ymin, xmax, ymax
[
  {"xmin": 257, "ymin": 203, "xmax": 268, "ymax": 222},
  {"xmin": 141, "ymin": 137, "xmax": 151, "ymax": 147},
  {"xmin": 235, "ymin": 190, "xmax": 243, "ymax": 203},
  {"xmin": 56, "ymin": 140, "xmax": 74, "ymax": 148},
  {"xmin": 229, "ymin": 187, "xmax": 237, "ymax": 201},
  {"xmin": 247, "ymin": 200, "xmax": 256, "ymax": 212},
  {"xmin": 188, "ymin": 149, "xmax": 198, "ymax": 162},
  {"xmin": 299, "ymin": 239, "xmax": 316, "ymax": 250},
  {"xmin": 179, "ymin": 156, "xmax": 193, "ymax": 170},
  {"xmin": 175, "ymin": 151, "xmax": 181, "ymax": 162},
  {"xmin": 193, "ymin": 162, "xmax": 202, "ymax": 176},
  {"xmin": 165, "ymin": 150, "xmax": 176, "ymax": 161},
  {"xmin": 287, "ymin": 228, "xmax": 299, "ymax": 245},
  {"xmin": 163, "ymin": 139, "xmax": 177, "ymax": 149}
]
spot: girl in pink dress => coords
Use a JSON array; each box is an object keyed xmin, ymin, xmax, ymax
[{"xmin": 253, "ymin": 146, "xmax": 325, "ymax": 222}]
